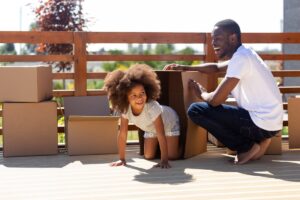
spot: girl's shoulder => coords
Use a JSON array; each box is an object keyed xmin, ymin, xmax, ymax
[{"xmin": 145, "ymin": 100, "xmax": 161, "ymax": 109}]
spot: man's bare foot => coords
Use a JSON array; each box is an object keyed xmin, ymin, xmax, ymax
[
  {"xmin": 236, "ymin": 143, "xmax": 260, "ymax": 165},
  {"xmin": 251, "ymin": 138, "xmax": 271, "ymax": 160}
]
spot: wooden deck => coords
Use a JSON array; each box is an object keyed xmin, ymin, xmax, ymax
[{"xmin": 0, "ymin": 141, "xmax": 299, "ymax": 200}]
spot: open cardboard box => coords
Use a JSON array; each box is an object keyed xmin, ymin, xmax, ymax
[
  {"xmin": 153, "ymin": 71, "xmax": 218, "ymax": 159},
  {"xmin": 63, "ymin": 96, "xmax": 119, "ymax": 155},
  {"xmin": 0, "ymin": 65, "xmax": 52, "ymax": 102},
  {"xmin": 3, "ymin": 101, "xmax": 58, "ymax": 157},
  {"xmin": 67, "ymin": 116, "xmax": 119, "ymax": 155}
]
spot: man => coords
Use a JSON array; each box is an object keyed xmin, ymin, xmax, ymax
[{"xmin": 164, "ymin": 19, "xmax": 283, "ymax": 164}]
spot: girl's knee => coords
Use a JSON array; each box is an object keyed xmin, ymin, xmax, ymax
[{"xmin": 144, "ymin": 153, "xmax": 155, "ymax": 160}]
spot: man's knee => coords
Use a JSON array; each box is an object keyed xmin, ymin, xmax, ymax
[{"xmin": 187, "ymin": 102, "xmax": 208, "ymax": 118}]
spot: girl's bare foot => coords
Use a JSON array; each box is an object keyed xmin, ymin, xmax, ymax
[
  {"xmin": 251, "ymin": 138, "xmax": 271, "ymax": 160},
  {"xmin": 236, "ymin": 143, "xmax": 260, "ymax": 165}
]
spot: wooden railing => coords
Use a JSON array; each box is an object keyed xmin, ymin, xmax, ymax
[{"xmin": 1, "ymin": 31, "xmax": 300, "ymax": 136}]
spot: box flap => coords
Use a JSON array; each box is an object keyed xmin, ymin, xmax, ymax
[{"xmin": 64, "ymin": 96, "xmax": 111, "ymax": 116}]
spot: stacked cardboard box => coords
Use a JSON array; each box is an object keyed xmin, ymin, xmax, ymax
[{"xmin": 0, "ymin": 66, "xmax": 57, "ymax": 157}]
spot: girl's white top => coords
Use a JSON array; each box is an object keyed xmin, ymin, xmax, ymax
[{"xmin": 122, "ymin": 100, "xmax": 180, "ymax": 137}]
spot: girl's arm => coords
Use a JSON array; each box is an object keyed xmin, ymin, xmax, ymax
[
  {"xmin": 111, "ymin": 116, "xmax": 128, "ymax": 166},
  {"xmin": 153, "ymin": 114, "xmax": 171, "ymax": 168}
]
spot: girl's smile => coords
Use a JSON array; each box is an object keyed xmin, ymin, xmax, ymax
[{"xmin": 127, "ymin": 84, "xmax": 147, "ymax": 115}]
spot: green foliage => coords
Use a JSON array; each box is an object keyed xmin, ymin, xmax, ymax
[
  {"xmin": 87, "ymin": 80, "xmax": 104, "ymax": 89},
  {"xmin": 58, "ymin": 133, "xmax": 65, "ymax": 144},
  {"xmin": 101, "ymin": 44, "xmax": 199, "ymax": 71},
  {"xmin": 127, "ymin": 131, "xmax": 139, "ymax": 141},
  {"xmin": 53, "ymin": 80, "xmax": 64, "ymax": 90},
  {"xmin": 0, "ymin": 43, "xmax": 17, "ymax": 55},
  {"xmin": 282, "ymin": 126, "xmax": 288, "ymax": 136}
]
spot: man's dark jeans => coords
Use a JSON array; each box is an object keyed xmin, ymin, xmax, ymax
[{"xmin": 187, "ymin": 102, "xmax": 278, "ymax": 153}]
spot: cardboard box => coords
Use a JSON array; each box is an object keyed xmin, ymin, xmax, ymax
[
  {"xmin": 63, "ymin": 96, "xmax": 111, "ymax": 147},
  {"xmin": 0, "ymin": 65, "xmax": 53, "ymax": 102},
  {"xmin": 3, "ymin": 101, "xmax": 58, "ymax": 157},
  {"xmin": 288, "ymin": 97, "xmax": 300, "ymax": 148},
  {"xmin": 67, "ymin": 116, "xmax": 119, "ymax": 155},
  {"xmin": 155, "ymin": 71, "xmax": 217, "ymax": 158}
]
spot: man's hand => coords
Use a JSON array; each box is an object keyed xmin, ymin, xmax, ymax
[
  {"xmin": 188, "ymin": 79, "xmax": 207, "ymax": 99},
  {"xmin": 163, "ymin": 63, "xmax": 178, "ymax": 70},
  {"xmin": 110, "ymin": 159, "xmax": 126, "ymax": 167}
]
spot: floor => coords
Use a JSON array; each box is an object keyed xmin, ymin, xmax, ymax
[{"xmin": 0, "ymin": 142, "xmax": 300, "ymax": 200}]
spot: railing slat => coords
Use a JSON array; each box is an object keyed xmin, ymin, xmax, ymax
[
  {"xmin": 272, "ymin": 70, "xmax": 300, "ymax": 77},
  {"xmin": 0, "ymin": 55, "xmax": 73, "ymax": 62},
  {"xmin": 53, "ymin": 73, "xmax": 75, "ymax": 79},
  {"xmin": 86, "ymin": 32, "xmax": 206, "ymax": 43},
  {"xmin": 87, "ymin": 72, "xmax": 107, "ymax": 79},
  {"xmin": 260, "ymin": 54, "xmax": 300, "ymax": 60},
  {"xmin": 279, "ymin": 86, "xmax": 300, "ymax": 93},
  {"xmin": 0, "ymin": 31, "xmax": 74, "ymax": 43},
  {"xmin": 242, "ymin": 33, "xmax": 300, "ymax": 43},
  {"xmin": 87, "ymin": 54, "xmax": 204, "ymax": 61}
]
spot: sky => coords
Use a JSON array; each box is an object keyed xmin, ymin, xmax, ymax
[
  {"xmin": 0, "ymin": 0, "xmax": 283, "ymax": 52},
  {"xmin": 0, "ymin": 0, "xmax": 283, "ymax": 33}
]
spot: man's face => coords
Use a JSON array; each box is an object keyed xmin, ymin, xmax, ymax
[{"xmin": 211, "ymin": 26, "xmax": 236, "ymax": 60}]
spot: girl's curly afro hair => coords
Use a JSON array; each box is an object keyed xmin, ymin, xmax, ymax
[{"xmin": 103, "ymin": 64, "xmax": 161, "ymax": 113}]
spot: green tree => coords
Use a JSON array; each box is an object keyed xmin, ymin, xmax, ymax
[
  {"xmin": 0, "ymin": 43, "xmax": 17, "ymax": 55},
  {"xmin": 35, "ymin": 0, "xmax": 86, "ymax": 72}
]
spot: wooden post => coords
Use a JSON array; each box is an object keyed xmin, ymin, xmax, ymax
[{"xmin": 73, "ymin": 32, "xmax": 87, "ymax": 96}]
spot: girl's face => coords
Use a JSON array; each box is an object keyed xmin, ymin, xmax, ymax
[{"xmin": 127, "ymin": 84, "xmax": 147, "ymax": 114}]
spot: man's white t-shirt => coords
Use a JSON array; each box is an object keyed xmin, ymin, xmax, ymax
[{"xmin": 225, "ymin": 45, "xmax": 283, "ymax": 131}]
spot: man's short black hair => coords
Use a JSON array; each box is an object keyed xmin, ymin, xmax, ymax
[{"xmin": 215, "ymin": 19, "xmax": 241, "ymax": 43}]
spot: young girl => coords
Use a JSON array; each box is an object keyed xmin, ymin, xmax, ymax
[{"xmin": 104, "ymin": 64, "xmax": 180, "ymax": 168}]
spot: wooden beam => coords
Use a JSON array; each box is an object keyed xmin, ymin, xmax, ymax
[
  {"xmin": 86, "ymin": 32, "xmax": 206, "ymax": 43},
  {"xmin": 87, "ymin": 54, "xmax": 204, "ymax": 61}
]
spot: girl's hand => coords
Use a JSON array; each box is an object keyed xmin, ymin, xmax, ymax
[
  {"xmin": 110, "ymin": 159, "xmax": 126, "ymax": 167},
  {"xmin": 153, "ymin": 160, "xmax": 171, "ymax": 169}
]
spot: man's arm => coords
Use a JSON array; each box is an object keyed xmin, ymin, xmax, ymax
[
  {"xmin": 190, "ymin": 77, "xmax": 239, "ymax": 107},
  {"xmin": 164, "ymin": 61, "xmax": 229, "ymax": 73}
]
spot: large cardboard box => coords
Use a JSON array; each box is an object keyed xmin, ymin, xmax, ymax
[
  {"xmin": 0, "ymin": 66, "xmax": 53, "ymax": 102},
  {"xmin": 63, "ymin": 96, "xmax": 119, "ymax": 155},
  {"xmin": 67, "ymin": 116, "xmax": 119, "ymax": 155},
  {"xmin": 155, "ymin": 71, "xmax": 217, "ymax": 158},
  {"xmin": 3, "ymin": 101, "xmax": 58, "ymax": 157},
  {"xmin": 288, "ymin": 97, "xmax": 300, "ymax": 148},
  {"xmin": 63, "ymin": 96, "xmax": 111, "ymax": 147}
]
